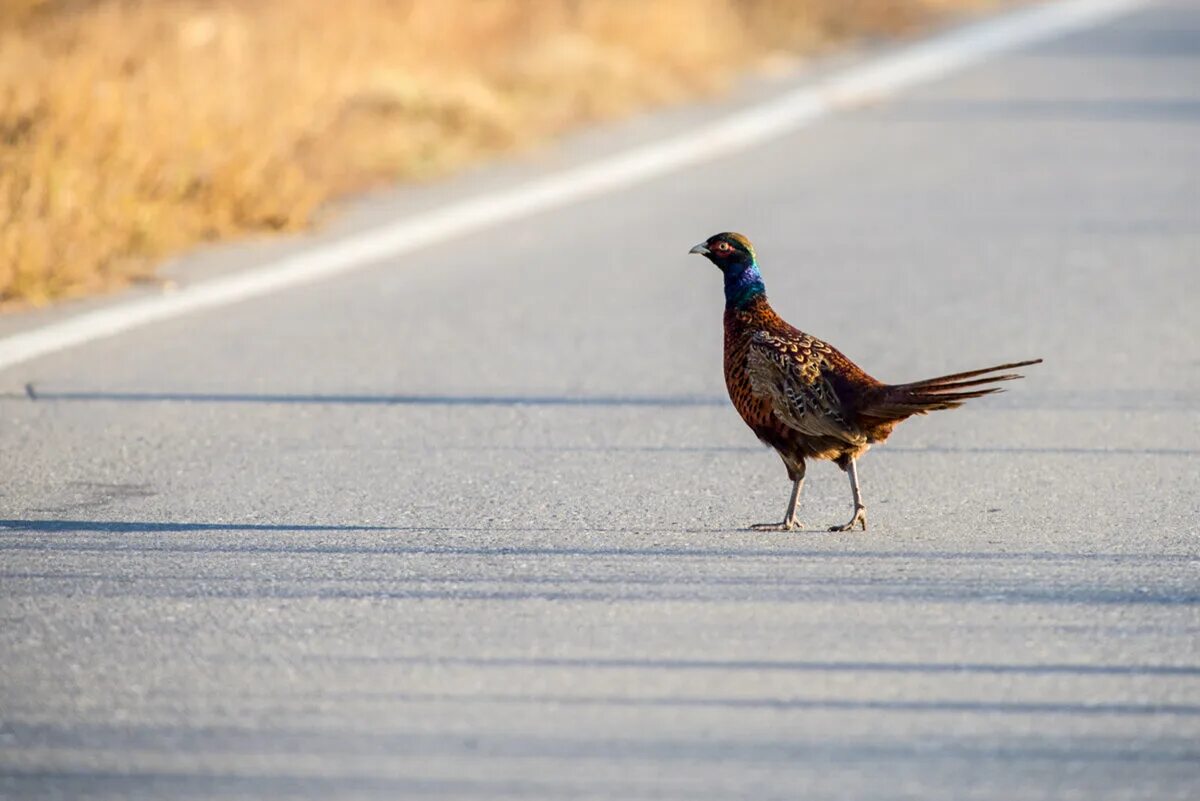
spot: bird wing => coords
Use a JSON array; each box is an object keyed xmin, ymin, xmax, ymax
[{"xmin": 746, "ymin": 331, "xmax": 866, "ymax": 445}]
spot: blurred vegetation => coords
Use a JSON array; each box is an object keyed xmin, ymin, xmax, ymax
[{"xmin": 0, "ymin": 0, "xmax": 990, "ymax": 307}]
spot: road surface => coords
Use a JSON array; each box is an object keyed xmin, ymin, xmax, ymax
[{"xmin": 2, "ymin": 2, "xmax": 1198, "ymax": 799}]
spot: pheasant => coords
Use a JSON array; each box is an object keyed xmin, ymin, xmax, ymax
[{"xmin": 689, "ymin": 232, "xmax": 1041, "ymax": 532}]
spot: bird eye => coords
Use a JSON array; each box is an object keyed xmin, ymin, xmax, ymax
[{"xmin": 715, "ymin": 242, "xmax": 732, "ymax": 253}]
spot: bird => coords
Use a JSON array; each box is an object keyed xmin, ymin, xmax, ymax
[{"xmin": 688, "ymin": 232, "xmax": 1041, "ymax": 532}]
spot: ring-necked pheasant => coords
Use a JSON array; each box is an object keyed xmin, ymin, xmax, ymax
[{"xmin": 689, "ymin": 232, "xmax": 1041, "ymax": 532}]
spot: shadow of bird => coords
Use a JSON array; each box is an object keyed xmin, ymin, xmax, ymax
[{"xmin": 689, "ymin": 232, "xmax": 1041, "ymax": 532}]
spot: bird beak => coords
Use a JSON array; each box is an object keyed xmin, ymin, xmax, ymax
[{"xmin": 689, "ymin": 243, "xmax": 710, "ymax": 256}]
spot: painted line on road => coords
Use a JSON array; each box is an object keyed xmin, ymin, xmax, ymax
[{"xmin": 0, "ymin": 0, "xmax": 1145, "ymax": 372}]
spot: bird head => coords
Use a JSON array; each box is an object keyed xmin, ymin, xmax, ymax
[
  {"xmin": 689, "ymin": 232, "xmax": 757, "ymax": 272},
  {"xmin": 689, "ymin": 232, "xmax": 767, "ymax": 309}
]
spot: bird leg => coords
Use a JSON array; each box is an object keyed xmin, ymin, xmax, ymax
[
  {"xmin": 751, "ymin": 476, "xmax": 804, "ymax": 532},
  {"xmin": 829, "ymin": 458, "xmax": 867, "ymax": 532}
]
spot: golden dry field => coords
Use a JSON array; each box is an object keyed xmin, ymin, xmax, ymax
[{"xmin": 0, "ymin": 0, "xmax": 990, "ymax": 307}]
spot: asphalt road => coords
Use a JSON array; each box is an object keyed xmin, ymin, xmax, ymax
[{"xmin": 2, "ymin": 2, "xmax": 1198, "ymax": 799}]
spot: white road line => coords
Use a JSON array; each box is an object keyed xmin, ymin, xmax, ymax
[{"xmin": 0, "ymin": 0, "xmax": 1145, "ymax": 372}]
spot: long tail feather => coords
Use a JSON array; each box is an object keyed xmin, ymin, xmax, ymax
[
  {"xmin": 894, "ymin": 358, "xmax": 1043, "ymax": 390},
  {"xmin": 904, "ymin": 373, "xmax": 1025, "ymax": 392},
  {"xmin": 861, "ymin": 358, "xmax": 1041, "ymax": 420}
]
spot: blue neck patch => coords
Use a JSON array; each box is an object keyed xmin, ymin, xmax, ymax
[{"xmin": 724, "ymin": 261, "xmax": 766, "ymax": 309}]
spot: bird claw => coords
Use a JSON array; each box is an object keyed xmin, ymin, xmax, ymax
[
  {"xmin": 750, "ymin": 521, "xmax": 802, "ymax": 532},
  {"xmin": 828, "ymin": 508, "xmax": 867, "ymax": 532}
]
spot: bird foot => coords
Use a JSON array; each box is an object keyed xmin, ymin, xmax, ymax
[
  {"xmin": 828, "ymin": 508, "xmax": 867, "ymax": 532},
  {"xmin": 750, "ymin": 520, "xmax": 802, "ymax": 532}
]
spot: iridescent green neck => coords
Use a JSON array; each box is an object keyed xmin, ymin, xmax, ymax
[{"xmin": 724, "ymin": 262, "xmax": 766, "ymax": 309}]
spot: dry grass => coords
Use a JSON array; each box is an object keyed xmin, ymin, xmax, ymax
[{"xmin": 0, "ymin": 0, "xmax": 991, "ymax": 307}]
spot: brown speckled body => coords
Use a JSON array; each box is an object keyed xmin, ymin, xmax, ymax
[{"xmin": 724, "ymin": 296, "xmax": 885, "ymax": 478}]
